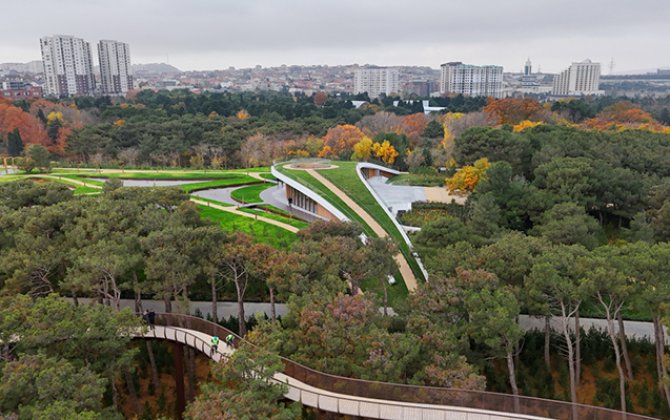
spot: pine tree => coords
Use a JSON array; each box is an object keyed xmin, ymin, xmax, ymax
[{"xmin": 7, "ymin": 128, "xmax": 24, "ymax": 157}]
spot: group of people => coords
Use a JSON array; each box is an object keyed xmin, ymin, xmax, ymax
[{"xmin": 210, "ymin": 334, "xmax": 235, "ymax": 357}]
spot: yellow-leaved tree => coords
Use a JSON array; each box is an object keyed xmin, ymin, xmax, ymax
[
  {"xmin": 372, "ymin": 140, "xmax": 399, "ymax": 165},
  {"xmin": 446, "ymin": 158, "xmax": 490, "ymax": 193},
  {"xmin": 512, "ymin": 120, "xmax": 543, "ymax": 133},
  {"xmin": 351, "ymin": 137, "xmax": 373, "ymax": 161},
  {"xmin": 236, "ymin": 109, "xmax": 250, "ymax": 120}
]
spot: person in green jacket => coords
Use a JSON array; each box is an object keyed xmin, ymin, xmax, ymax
[
  {"xmin": 225, "ymin": 334, "xmax": 234, "ymax": 348},
  {"xmin": 210, "ymin": 335, "xmax": 220, "ymax": 357}
]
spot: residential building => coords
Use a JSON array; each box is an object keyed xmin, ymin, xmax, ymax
[
  {"xmin": 0, "ymin": 81, "xmax": 43, "ymax": 99},
  {"xmin": 40, "ymin": 35, "xmax": 95, "ymax": 97},
  {"xmin": 552, "ymin": 59, "xmax": 602, "ymax": 96},
  {"xmin": 353, "ymin": 67, "xmax": 399, "ymax": 98},
  {"xmin": 98, "ymin": 40, "xmax": 133, "ymax": 95},
  {"xmin": 439, "ymin": 62, "xmax": 504, "ymax": 98},
  {"xmin": 403, "ymin": 80, "xmax": 433, "ymax": 98}
]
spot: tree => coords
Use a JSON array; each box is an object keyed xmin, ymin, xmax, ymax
[
  {"xmin": 525, "ymin": 244, "xmax": 589, "ymax": 416},
  {"xmin": 25, "ymin": 144, "xmax": 51, "ymax": 173},
  {"xmin": 446, "ymin": 157, "xmax": 490, "ymax": 192},
  {"xmin": 7, "ymin": 128, "xmax": 23, "ymax": 156},
  {"xmin": 465, "ymin": 284, "xmax": 524, "ymax": 406},
  {"xmin": 321, "ymin": 124, "xmax": 367, "ymax": 159},
  {"xmin": 372, "ymin": 140, "xmax": 399, "ymax": 165},
  {"xmin": 351, "ymin": 136, "xmax": 373, "ymax": 161},
  {"xmin": 0, "ymin": 354, "xmax": 107, "ymax": 419},
  {"xmin": 579, "ymin": 248, "xmax": 634, "ymax": 413},
  {"xmin": 185, "ymin": 343, "xmax": 300, "ymax": 420},
  {"xmin": 483, "ymin": 97, "xmax": 544, "ymax": 125},
  {"xmin": 423, "ymin": 119, "xmax": 444, "ymax": 138},
  {"xmin": 313, "ymin": 91, "xmax": 328, "ymax": 106},
  {"xmin": 532, "ymin": 203, "xmax": 602, "ymax": 249}
]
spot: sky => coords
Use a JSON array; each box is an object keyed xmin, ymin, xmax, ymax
[{"xmin": 1, "ymin": 0, "xmax": 668, "ymax": 73}]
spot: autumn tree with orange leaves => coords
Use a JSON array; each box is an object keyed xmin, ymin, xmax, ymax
[
  {"xmin": 0, "ymin": 102, "xmax": 49, "ymax": 152},
  {"xmin": 320, "ymin": 124, "xmax": 368, "ymax": 159},
  {"xmin": 484, "ymin": 98, "xmax": 544, "ymax": 125}
]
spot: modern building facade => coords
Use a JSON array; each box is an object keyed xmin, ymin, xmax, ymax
[
  {"xmin": 98, "ymin": 40, "xmax": 133, "ymax": 95},
  {"xmin": 439, "ymin": 62, "xmax": 504, "ymax": 98},
  {"xmin": 552, "ymin": 59, "xmax": 602, "ymax": 96},
  {"xmin": 353, "ymin": 67, "xmax": 399, "ymax": 98},
  {"xmin": 40, "ymin": 35, "xmax": 95, "ymax": 97}
]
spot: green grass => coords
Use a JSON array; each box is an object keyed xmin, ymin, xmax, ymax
[
  {"xmin": 73, "ymin": 186, "xmax": 102, "ymax": 195},
  {"xmin": 313, "ymin": 162, "xmax": 425, "ymax": 282},
  {"xmin": 180, "ymin": 177, "xmax": 260, "ymax": 193},
  {"xmin": 52, "ymin": 167, "xmax": 270, "ymax": 174},
  {"xmin": 389, "ymin": 173, "xmax": 445, "ymax": 187},
  {"xmin": 230, "ymin": 183, "xmax": 274, "ymax": 204},
  {"xmin": 198, "ymin": 205, "xmax": 296, "ymax": 249},
  {"xmin": 275, "ymin": 166, "xmax": 376, "ymax": 237},
  {"xmin": 190, "ymin": 196, "xmax": 234, "ymax": 207},
  {"xmin": 260, "ymin": 173, "xmax": 277, "ymax": 181},
  {"xmin": 0, "ymin": 175, "xmax": 23, "ymax": 183},
  {"xmin": 239, "ymin": 208, "xmax": 309, "ymax": 229}
]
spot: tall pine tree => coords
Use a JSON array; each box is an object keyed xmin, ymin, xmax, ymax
[{"xmin": 7, "ymin": 128, "xmax": 24, "ymax": 157}]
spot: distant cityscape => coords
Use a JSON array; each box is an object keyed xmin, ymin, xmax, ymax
[{"xmin": 2, "ymin": 33, "xmax": 670, "ymax": 102}]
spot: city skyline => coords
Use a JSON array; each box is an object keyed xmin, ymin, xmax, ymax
[{"xmin": 0, "ymin": 0, "xmax": 668, "ymax": 74}]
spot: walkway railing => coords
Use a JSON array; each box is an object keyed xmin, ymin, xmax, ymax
[{"xmin": 152, "ymin": 313, "xmax": 656, "ymax": 420}]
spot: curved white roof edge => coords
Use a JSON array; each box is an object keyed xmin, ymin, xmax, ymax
[
  {"xmin": 271, "ymin": 165, "xmax": 350, "ymax": 222},
  {"xmin": 356, "ymin": 162, "xmax": 429, "ymax": 281}
]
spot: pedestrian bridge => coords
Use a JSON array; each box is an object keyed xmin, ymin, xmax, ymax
[{"xmin": 142, "ymin": 314, "xmax": 652, "ymax": 420}]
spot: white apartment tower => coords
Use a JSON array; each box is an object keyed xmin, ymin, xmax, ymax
[
  {"xmin": 40, "ymin": 35, "xmax": 95, "ymax": 97},
  {"xmin": 98, "ymin": 40, "xmax": 133, "ymax": 95},
  {"xmin": 439, "ymin": 62, "xmax": 503, "ymax": 98},
  {"xmin": 552, "ymin": 59, "xmax": 602, "ymax": 96},
  {"xmin": 353, "ymin": 67, "xmax": 399, "ymax": 98}
]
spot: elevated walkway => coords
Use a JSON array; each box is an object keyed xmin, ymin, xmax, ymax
[{"xmin": 140, "ymin": 313, "xmax": 652, "ymax": 420}]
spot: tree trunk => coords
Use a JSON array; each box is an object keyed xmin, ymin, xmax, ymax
[
  {"xmin": 575, "ymin": 309, "xmax": 581, "ymax": 385},
  {"xmin": 618, "ymin": 312, "xmax": 633, "ymax": 379},
  {"xmin": 73, "ymin": 293, "xmax": 79, "ymax": 307},
  {"xmin": 110, "ymin": 373, "xmax": 119, "ymax": 410},
  {"xmin": 506, "ymin": 350, "xmax": 520, "ymax": 413},
  {"xmin": 561, "ymin": 309, "xmax": 579, "ymax": 420},
  {"xmin": 124, "ymin": 368, "xmax": 140, "ymax": 414},
  {"xmin": 235, "ymin": 281, "xmax": 246, "ymax": 336},
  {"xmin": 145, "ymin": 341, "xmax": 160, "ymax": 395},
  {"xmin": 607, "ymin": 317, "xmax": 627, "ymax": 413},
  {"xmin": 134, "ymin": 290, "xmax": 142, "ymax": 314},
  {"xmin": 211, "ymin": 278, "xmax": 218, "ymax": 323},
  {"xmin": 164, "ymin": 296, "xmax": 172, "ymax": 313},
  {"xmin": 269, "ymin": 287, "xmax": 276, "ymax": 322},
  {"xmin": 544, "ymin": 315, "xmax": 551, "ymax": 371},
  {"xmin": 653, "ymin": 316, "xmax": 670, "ymax": 409}
]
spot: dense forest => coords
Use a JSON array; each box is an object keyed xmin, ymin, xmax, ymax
[{"xmin": 2, "ymin": 91, "xmax": 670, "ymax": 418}]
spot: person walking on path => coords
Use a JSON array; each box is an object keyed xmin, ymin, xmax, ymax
[
  {"xmin": 147, "ymin": 310, "xmax": 156, "ymax": 330},
  {"xmin": 142, "ymin": 309, "xmax": 150, "ymax": 327},
  {"xmin": 225, "ymin": 334, "xmax": 234, "ymax": 348},
  {"xmin": 210, "ymin": 336, "xmax": 220, "ymax": 357}
]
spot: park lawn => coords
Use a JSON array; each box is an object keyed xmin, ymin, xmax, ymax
[
  {"xmin": 361, "ymin": 273, "xmax": 408, "ymax": 309},
  {"xmin": 315, "ymin": 162, "xmax": 425, "ymax": 282},
  {"xmin": 180, "ymin": 177, "xmax": 260, "ymax": 193},
  {"xmin": 275, "ymin": 165, "xmax": 376, "ymax": 237},
  {"xmin": 260, "ymin": 173, "xmax": 276, "ymax": 181},
  {"xmin": 0, "ymin": 175, "xmax": 23, "ymax": 183},
  {"xmin": 52, "ymin": 167, "xmax": 271, "ymax": 175},
  {"xmin": 65, "ymin": 171, "xmax": 255, "ymax": 180},
  {"xmin": 198, "ymin": 205, "xmax": 297, "ymax": 249},
  {"xmin": 58, "ymin": 175, "xmax": 106, "ymax": 187},
  {"xmin": 230, "ymin": 183, "xmax": 274, "ymax": 204},
  {"xmin": 73, "ymin": 186, "xmax": 102, "ymax": 195},
  {"xmin": 239, "ymin": 207, "xmax": 309, "ymax": 229},
  {"xmin": 190, "ymin": 196, "xmax": 234, "ymax": 207}
]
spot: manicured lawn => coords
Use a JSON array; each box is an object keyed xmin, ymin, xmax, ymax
[
  {"xmin": 52, "ymin": 167, "xmax": 270, "ymax": 175},
  {"xmin": 198, "ymin": 205, "xmax": 296, "ymax": 249},
  {"xmin": 314, "ymin": 162, "xmax": 425, "ymax": 282},
  {"xmin": 275, "ymin": 165, "xmax": 376, "ymax": 237},
  {"xmin": 230, "ymin": 183, "xmax": 274, "ymax": 204},
  {"xmin": 73, "ymin": 186, "xmax": 102, "ymax": 195},
  {"xmin": 239, "ymin": 207, "xmax": 309, "ymax": 229},
  {"xmin": 0, "ymin": 175, "xmax": 22, "ymax": 183},
  {"xmin": 389, "ymin": 173, "xmax": 445, "ymax": 187},
  {"xmin": 180, "ymin": 177, "xmax": 260, "ymax": 193},
  {"xmin": 190, "ymin": 196, "xmax": 233, "ymax": 207}
]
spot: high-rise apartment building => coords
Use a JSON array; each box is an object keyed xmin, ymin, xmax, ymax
[
  {"xmin": 40, "ymin": 35, "xmax": 95, "ymax": 97},
  {"xmin": 552, "ymin": 59, "xmax": 602, "ymax": 96},
  {"xmin": 353, "ymin": 67, "xmax": 399, "ymax": 98},
  {"xmin": 439, "ymin": 62, "xmax": 504, "ymax": 98},
  {"xmin": 98, "ymin": 40, "xmax": 133, "ymax": 95}
]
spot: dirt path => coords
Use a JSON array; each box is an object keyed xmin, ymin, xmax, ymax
[
  {"xmin": 190, "ymin": 198, "xmax": 299, "ymax": 233},
  {"xmin": 306, "ymin": 169, "xmax": 418, "ymax": 291}
]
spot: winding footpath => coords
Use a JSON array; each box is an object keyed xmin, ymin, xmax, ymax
[
  {"xmin": 306, "ymin": 169, "xmax": 418, "ymax": 291},
  {"xmin": 190, "ymin": 198, "xmax": 299, "ymax": 233}
]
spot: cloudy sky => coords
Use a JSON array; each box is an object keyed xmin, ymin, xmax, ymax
[{"xmin": 1, "ymin": 0, "xmax": 668, "ymax": 73}]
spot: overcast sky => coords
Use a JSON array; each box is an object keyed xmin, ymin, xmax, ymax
[{"xmin": 1, "ymin": 0, "xmax": 668, "ymax": 73}]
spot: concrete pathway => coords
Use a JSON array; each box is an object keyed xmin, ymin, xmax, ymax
[
  {"xmin": 192, "ymin": 185, "xmax": 247, "ymax": 206},
  {"xmin": 306, "ymin": 169, "xmax": 418, "ymax": 291},
  {"xmin": 190, "ymin": 198, "xmax": 299, "ymax": 233}
]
